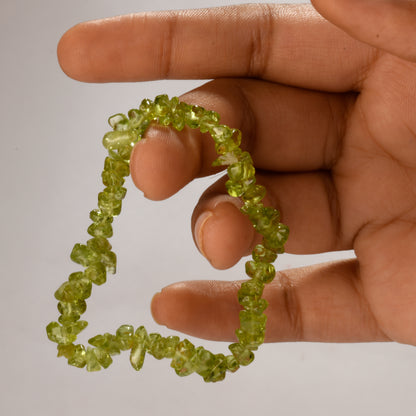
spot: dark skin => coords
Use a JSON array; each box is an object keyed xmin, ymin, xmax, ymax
[{"xmin": 58, "ymin": 0, "xmax": 416, "ymax": 345}]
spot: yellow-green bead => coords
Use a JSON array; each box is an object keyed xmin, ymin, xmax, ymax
[
  {"xmin": 104, "ymin": 157, "xmax": 130, "ymax": 177},
  {"xmin": 85, "ymin": 262, "xmax": 106, "ymax": 285},
  {"xmin": 245, "ymin": 260, "xmax": 276, "ymax": 284},
  {"xmin": 85, "ymin": 347, "xmax": 102, "ymax": 372},
  {"xmin": 70, "ymin": 244, "xmax": 99, "ymax": 267},
  {"xmin": 97, "ymin": 191, "xmax": 122, "ymax": 216},
  {"xmin": 235, "ymin": 328, "xmax": 264, "ymax": 350},
  {"xmin": 170, "ymin": 339, "xmax": 196, "ymax": 376},
  {"xmin": 68, "ymin": 344, "xmax": 87, "ymax": 368},
  {"xmin": 252, "ymin": 244, "xmax": 277, "ymax": 263},
  {"xmin": 108, "ymin": 113, "xmax": 129, "ymax": 131},
  {"xmin": 46, "ymin": 321, "xmax": 76, "ymax": 345},
  {"xmin": 239, "ymin": 310, "xmax": 267, "ymax": 333},
  {"xmin": 130, "ymin": 342, "xmax": 146, "ymax": 371},
  {"xmin": 57, "ymin": 343, "xmax": 76, "ymax": 359},
  {"xmin": 57, "ymin": 299, "xmax": 87, "ymax": 322},
  {"xmin": 88, "ymin": 333, "xmax": 121, "ymax": 355},
  {"xmin": 102, "ymin": 130, "xmax": 136, "ymax": 150},
  {"xmin": 94, "ymin": 348, "xmax": 113, "ymax": 368},
  {"xmin": 229, "ymin": 343, "xmax": 255, "ymax": 366},
  {"xmin": 116, "ymin": 325, "xmax": 135, "ymax": 350}
]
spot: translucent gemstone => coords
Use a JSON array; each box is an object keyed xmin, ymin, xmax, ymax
[
  {"xmin": 192, "ymin": 347, "xmax": 216, "ymax": 378},
  {"xmin": 87, "ymin": 222, "xmax": 113, "ymax": 238},
  {"xmin": 46, "ymin": 321, "xmax": 76, "ymax": 345},
  {"xmin": 212, "ymin": 150, "xmax": 240, "ymax": 167},
  {"xmin": 98, "ymin": 191, "xmax": 122, "ymax": 216},
  {"xmin": 210, "ymin": 125, "xmax": 233, "ymax": 142},
  {"xmin": 237, "ymin": 280, "xmax": 264, "ymax": 307},
  {"xmin": 100, "ymin": 250, "xmax": 116, "ymax": 274},
  {"xmin": 89, "ymin": 209, "xmax": 113, "ymax": 224},
  {"xmin": 88, "ymin": 210, "xmax": 113, "ymax": 238},
  {"xmin": 102, "ymin": 170, "xmax": 125, "ymax": 187},
  {"xmin": 103, "ymin": 186, "xmax": 127, "ymax": 201},
  {"xmin": 104, "ymin": 157, "xmax": 130, "ymax": 178},
  {"xmin": 241, "ymin": 184, "xmax": 267, "ymax": 205},
  {"xmin": 88, "ymin": 333, "xmax": 121, "ymax": 355},
  {"xmin": 86, "ymin": 237, "xmax": 112, "ymax": 253},
  {"xmin": 65, "ymin": 320, "xmax": 88, "ymax": 338},
  {"xmin": 70, "ymin": 244, "xmax": 99, "ymax": 267},
  {"xmin": 94, "ymin": 348, "xmax": 113, "ymax": 368},
  {"xmin": 245, "ymin": 260, "xmax": 276, "ymax": 283},
  {"xmin": 170, "ymin": 339, "xmax": 196, "ymax": 376},
  {"xmin": 235, "ymin": 328, "xmax": 264, "ymax": 350},
  {"xmin": 139, "ymin": 98, "xmax": 154, "ymax": 114},
  {"xmin": 68, "ymin": 344, "xmax": 87, "ymax": 368},
  {"xmin": 85, "ymin": 262, "xmax": 106, "ymax": 285},
  {"xmin": 252, "ymin": 244, "xmax": 277, "ymax": 263},
  {"xmin": 115, "ymin": 325, "xmax": 135, "ymax": 350},
  {"xmin": 227, "ymin": 150, "xmax": 252, "ymax": 178},
  {"xmin": 146, "ymin": 333, "xmax": 164, "ymax": 359},
  {"xmin": 199, "ymin": 110, "xmax": 220, "ymax": 133},
  {"xmin": 239, "ymin": 310, "xmax": 267, "ymax": 333},
  {"xmin": 102, "ymin": 130, "xmax": 136, "ymax": 150},
  {"xmin": 134, "ymin": 325, "xmax": 148, "ymax": 342},
  {"xmin": 57, "ymin": 343, "xmax": 75, "ymax": 359},
  {"xmin": 57, "ymin": 299, "xmax": 87, "ymax": 323},
  {"xmin": 229, "ymin": 343, "xmax": 255, "ymax": 366},
  {"xmin": 154, "ymin": 94, "xmax": 171, "ymax": 116},
  {"xmin": 184, "ymin": 105, "xmax": 205, "ymax": 128},
  {"xmin": 164, "ymin": 336, "xmax": 180, "ymax": 359},
  {"xmin": 263, "ymin": 223, "xmax": 290, "ymax": 250},
  {"xmin": 114, "ymin": 144, "xmax": 134, "ymax": 161},
  {"xmin": 225, "ymin": 179, "xmax": 253, "ymax": 198},
  {"xmin": 227, "ymin": 162, "xmax": 255, "ymax": 184},
  {"xmin": 108, "ymin": 113, "xmax": 129, "ymax": 131},
  {"xmin": 171, "ymin": 113, "xmax": 186, "ymax": 131},
  {"xmin": 244, "ymin": 298, "xmax": 268, "ymax": 315},
  {"xmin": 54, "ymin": 272, "xmax": 92, "ymax": 302},
  {"xmin": 248, "ymin": 206, "xmax": 280, "ymax": 235},
  {"xmin": 211, "ymin": 127, "xmax": 241, "ymax": 154},
  {"xmin": 86, "ymin": 347, "xmax": 101, "ymax": 372},
  {"xmin": 225, "ymin": 354, "xmax": 240, "ymax": 373},
  {"xmin": 130, "ymin": 342, "xmax": 146, "ymax": 371},
  {"xmin": 204, "ymin": 354, "xmax": 228, "ymax": 383}
]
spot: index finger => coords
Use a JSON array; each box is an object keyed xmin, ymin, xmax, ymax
[{"xmin": 57, "ymin": 4, "xmax": 375, "ymax": 91}]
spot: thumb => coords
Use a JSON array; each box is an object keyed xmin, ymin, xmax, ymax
[{"xmin": 311, "ymin": 0, "xmax": 416, "ymax": 61}]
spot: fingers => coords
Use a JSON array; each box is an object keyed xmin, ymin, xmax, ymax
[
  {"xmin": 312, "ymin": 0, "xmax": 416, "ymax": 62},
  {"xmin": 57, "ymin": 4, "xmax": 374, "ymax": 91},
  {"xmin": 130, "ymin": 78, "xmax": 353, "ymax": 199},
  {"xmin": 151, "ymin": 259, "xmax": 390, "ymax": 343},
  {"xmin": 192, "ymin": 170, "xmax": 348, "ymax": 269}
]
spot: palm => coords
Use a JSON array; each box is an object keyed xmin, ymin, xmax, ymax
[{"xmin": 332, "ymin": 53, "xmax": 416, "ymax": 344}]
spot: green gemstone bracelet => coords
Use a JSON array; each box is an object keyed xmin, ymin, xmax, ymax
[{"xmin": 46, "ymin": 95, "xmax": 289, "ymax": 382}]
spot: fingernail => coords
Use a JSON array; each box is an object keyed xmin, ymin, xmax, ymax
[{"xmin": 194, "ymin": 211, "xmax": 213, "ymax": 258}]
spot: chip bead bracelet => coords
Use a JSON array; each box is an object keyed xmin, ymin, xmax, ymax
[{"xmin": 46, "ymin": 95, "xmax": 289, "ymax": 382}]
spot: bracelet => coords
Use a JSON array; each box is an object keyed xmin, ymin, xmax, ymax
[{"xmin": 46, "ymin": 95, "xmax": 289, "ymax": 382}]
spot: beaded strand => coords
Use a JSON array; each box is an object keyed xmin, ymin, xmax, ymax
[{"xmin": 46, "ymin": 95, "xmax": 289, "ymax": 382}]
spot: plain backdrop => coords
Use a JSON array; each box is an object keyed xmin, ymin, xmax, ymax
[{"xmin": 1, "ymin": 0, "xmax": 415, "ymax": 415}]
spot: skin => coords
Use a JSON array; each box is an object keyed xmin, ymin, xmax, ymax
[{"xmin": 58, "ymin": 0, "xmax": 416, "ymax": 346}]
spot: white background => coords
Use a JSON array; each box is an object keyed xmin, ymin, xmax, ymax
[{"xmin": 1, "ymin": 0, "xmax": 415, "ymax": 415}]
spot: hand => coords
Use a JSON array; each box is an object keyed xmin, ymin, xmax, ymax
[{"xmin": 57, "ymin": 1, "xmax": 416, "ymax": 346}]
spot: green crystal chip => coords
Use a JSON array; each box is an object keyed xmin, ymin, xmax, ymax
[
  {"xmin": 229, "ymin": 343, "xmax": 255, "ymax": 366},
  {"xmin": 171, "ymin": 339, "xmax": 196, "ymax": 376},
  {"xmin": 68, "ymin": 344, "xmax": 87, "ymax": 368}
]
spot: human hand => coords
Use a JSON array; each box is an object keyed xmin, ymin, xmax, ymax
[{"xmin": 57, "ymin": 0, "xmax": 416, "ymax": 346}]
